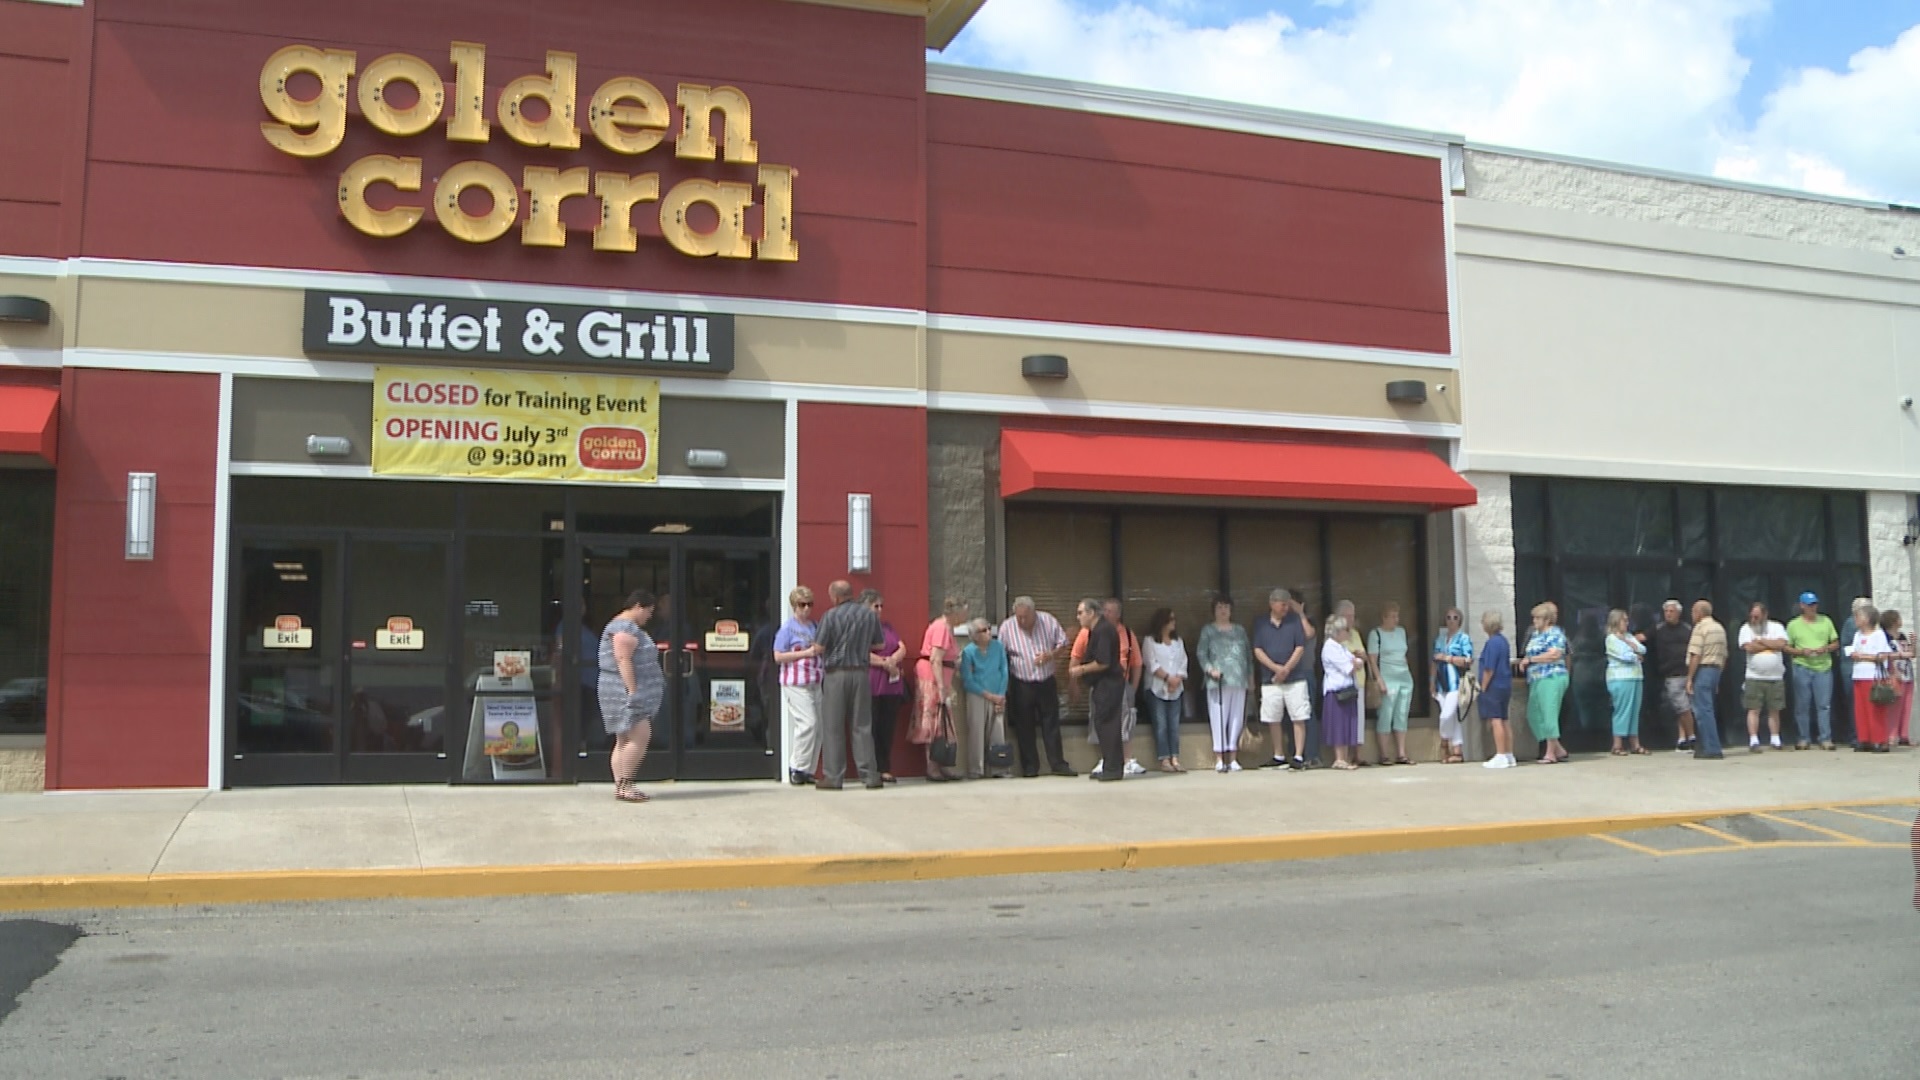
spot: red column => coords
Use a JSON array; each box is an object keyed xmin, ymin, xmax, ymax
[
  {"xmin": 45, "ymin": 369, "xmax": 219, "ymax": 789},
  {"xmin": 796, "ymin": 403, "xmax": 929, "ymax": 775}
]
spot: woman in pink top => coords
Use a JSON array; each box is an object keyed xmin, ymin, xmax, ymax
[{"xmin": 912, "ymin": 597, "xmax": 967, "ymax": 781}]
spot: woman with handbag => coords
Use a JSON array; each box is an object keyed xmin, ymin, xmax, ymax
[
  {"xmin": 1881, "ymin": 611, "xmax": 1913, "ymax": 747},
  {"xmin": 911, "ymin": 597, "xmax": 968, "ymax": 780},
  {"xmin": 959, "ymin": 618, "xmax": 1011, "ymax": 779},
  {"xmin": 1197, "ymin": 595, "xmax": 1251, "ymax": 773},
  {"xmin": 1366, "ymin": 602, "xmax": 1416, "ymax": 766},
  {"xmin": 1844, "ymin": 603, "xmax": 1895, "ymax": 753},
  {"xmin": 1433, "ymin": 608, "xmax": 1475, "ymax": 763},
  {"xmin": 1321, "ymin": 614, "xmax": 1364, "ymax": 771}
]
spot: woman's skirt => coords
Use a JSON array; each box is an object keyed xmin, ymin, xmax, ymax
[
  {"xmin": 1322, "ymin": 690, "xmax": 1361, "ymax": 747},
  {"xmin": 908, "ymin": 663, "xmax": 947, "ymax": 745},
  {"xmin": 598, "ymin": 674, "xmax": 644, "ymax": 736}
]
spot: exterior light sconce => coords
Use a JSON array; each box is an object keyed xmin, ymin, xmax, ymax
[
  {"xmin": 1021, "ymin": 354, "xmax": 1070, "ymax": 380},
  {"xmin": 0, "ymin": 296, "xmax": 53, "ymax": 325},
  {"xmin": 305, "ymin": 434, "xmax": 353, "ymax": 458},
  {"xmin": 1385, "ymin": 379, "xmax": 1428, "ymax": 405},
  {"xmin": 685, "ymin": 448, "xmax": 729, "ymax": 470},
  {"xmin": 847, "ymin": 493, "xmax": 872, "ymax": 574},
  {"xmin": 126, "ymin": 472, "xmax": 157, "ymax": 560}
]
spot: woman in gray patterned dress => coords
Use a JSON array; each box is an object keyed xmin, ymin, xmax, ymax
[{"xmin": 600, "ymin": 590, "xmax": 664, "ymax": 803}]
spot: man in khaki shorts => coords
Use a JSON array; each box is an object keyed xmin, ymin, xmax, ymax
[
  {"xmin": 1252, "ymin": 588, "xmax": 1312, "ymax": 770},
  {"xmin": 1738, "ymin": 601, "xmax": 1788, "ymax": 752}
]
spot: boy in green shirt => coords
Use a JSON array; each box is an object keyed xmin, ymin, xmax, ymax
[{"xmin": 1785, "ymin": 593, "xmax": 1839, "ymax": 749}]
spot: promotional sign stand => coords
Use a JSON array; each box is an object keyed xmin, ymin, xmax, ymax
[{"xmin": 462, "ymin": 652, "xmax": 545, "ymax": 782}]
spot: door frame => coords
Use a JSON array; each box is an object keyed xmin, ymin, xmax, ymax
[
  {"xmin": 226, "ymin": 526, "xmax": 457, "ymax": 786},
  {"xmin": 569, "ymin": 532, "xmax": 780, "ymax": 783}
]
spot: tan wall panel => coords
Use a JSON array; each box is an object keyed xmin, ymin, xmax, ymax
[
  {"xmin": 75, "ymin": 278, "xmax": 920, "ymax": 390},
  {"xmin": 0, "ymin": 273, "xmax": 71, "ymax": 352},
  {"xmin": 929, "ymin": 331, "xmax": 1461, "ymax": 425},
  {"xmin": 232, "ymin": 377, "xmax": 786, "ymax": 478}
]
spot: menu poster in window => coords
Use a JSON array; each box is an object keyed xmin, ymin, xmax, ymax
[
  {"xmin": 704, "ymin": 620, "xmax": 750, "ymax": 652},
  {"xmin": 709, "ymin": 679, "xmax": 746, "ymax": 732},
  {"xmin": 481, "ymin": 696, "xmax": 540, "ymax": 758}
]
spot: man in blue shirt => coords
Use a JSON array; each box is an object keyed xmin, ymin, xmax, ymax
[{"xmin": 1252, "ymin": 588, "xmax": 1312, "ymax": 770}]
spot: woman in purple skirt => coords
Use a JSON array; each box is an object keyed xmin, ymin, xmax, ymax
[{"xmin": 1321, "ymin": 614, "xmax": 1365, "ymax": 771}]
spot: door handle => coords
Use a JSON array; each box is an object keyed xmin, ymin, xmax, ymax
[{"xmin": 679, "ymin": 651, "xmax": 696, "ymax": 678}]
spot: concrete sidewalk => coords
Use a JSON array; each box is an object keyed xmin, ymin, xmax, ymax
[{"xmin": 1, "ymin": 749, "xmax": 1913, "ymax": 909}]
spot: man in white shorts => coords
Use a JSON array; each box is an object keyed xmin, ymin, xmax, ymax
[{"xmin": 1253, "ymin": 588, "xmax": 1313, "ymax": 770}]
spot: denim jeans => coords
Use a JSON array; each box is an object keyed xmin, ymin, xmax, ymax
[
  {"xmin": 1147, "ymin": 694, "xmax": 1182, "ymax": 759},
  {"xmin": 1691, "ymin": 666, "xmax": 1724, "ymax": 756},
  {"xmin": 1790, "ymin": 665, "xmax": 1833, "ymax": 745}
]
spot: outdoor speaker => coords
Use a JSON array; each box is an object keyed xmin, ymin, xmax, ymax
[
  {"xmin": 1385, "ymin": 379, "xmax": 1428, "ymax": 405},
  {"xmin": 1021, "ymin": 354, "xmax": 1070, "ymax": 380}
]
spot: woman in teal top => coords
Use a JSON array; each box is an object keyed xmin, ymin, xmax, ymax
[
  {"xmin": 958, "ymin": 619, "xmax": 1011, "ymax": 779},
  {"xmin": 1519, "ymin": 601, "xmax": 1571, "ymax": 764},
  {"xmin": 1197, "ymin": 596, "xmax": 1252, "ymax": 772},
  {"xmin": 1603, "ymin": 608, "xmax": 1648, "ymax": 755},
  {"xmin": 1365, "ymin": 602, "xmax": 1416, "ymax": 766}
]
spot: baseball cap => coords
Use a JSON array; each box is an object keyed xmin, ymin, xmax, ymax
[{"xmin": 1798, "ymin": 591, "xmax": 1819, "ymax": 605}]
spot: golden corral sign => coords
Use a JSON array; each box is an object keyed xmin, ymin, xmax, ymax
[
  {"xmin": 259, "ymin": 42, "xmax": 797, "ymax": 261},
  {"xmin": 373, "ymin": 366, "xmax": 660, "ymax": 483}
]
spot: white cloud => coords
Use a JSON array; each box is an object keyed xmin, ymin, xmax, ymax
[{"xmin": 949, "ymin": 0, "xmax": 1920, "ymax": 203}]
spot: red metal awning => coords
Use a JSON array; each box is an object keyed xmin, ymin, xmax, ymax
[
  {"xmin": 1000, "ymin": 429, "xmax": 1477, "ymax": 509},
  {"xmin": 0, "ymin": 385, "xmax": 59, "ymax": 464}
]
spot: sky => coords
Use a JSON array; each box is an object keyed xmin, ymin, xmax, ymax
[{"xmin": 940, "ymin": 0, "xmax": 1920, "ymax": 204}]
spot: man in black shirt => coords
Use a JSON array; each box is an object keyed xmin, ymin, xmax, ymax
[
  {"xmin": 1070, "ymin": 597, "xmax": 1125, "ymax": 781},
  {"xmin": 1638, "ymin": 599, "xmax": 1697, "ymax": 751}
]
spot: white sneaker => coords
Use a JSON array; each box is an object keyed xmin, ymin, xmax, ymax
[
  {"xmin": 1124, "ymin": 759, "xmax": 1147, "ymax": 776},
  {"xmin": 1483, "ymin": 754, "xmax": 1514, "ymax": 769},
  {"xmin": 1228, "ymin": 760, "xmax": 1243, "ymax": 773},
  {"xmin": 1215, "ymin": 761, "xmax": 1228, "ymax": 773}
]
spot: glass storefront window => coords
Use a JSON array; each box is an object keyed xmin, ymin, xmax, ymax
[
  {"xmin": 461, "ymin": 483, "xmax": 566, "ymax": 534},
  {"xmin": 1547, "ymin": 479, "xmax": 1674, "ymax": 557},
  {"xmin": 1226, "ymin": 514, "xmax": 1322, "ymax": 623},
  {"xmin": 1714, "ymin": 488, "xmax": 1825, "ymax": 562},
  {"xmin": 0, "ymin": 469, "xmax": 54, "ymax": 733},
  {"xmin": 573, "ymin": 488, "xmax": 775, "ymax": 538},
  {"xmin": 232, "ymin": 477, "xmax": 455, "ymax": 529}
]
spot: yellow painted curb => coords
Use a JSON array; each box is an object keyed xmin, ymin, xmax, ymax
[{"xmin": 1, "ymin": 797, "xmax": 1911, "ymax": 913}]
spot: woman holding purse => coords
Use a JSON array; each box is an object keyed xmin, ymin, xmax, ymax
[
  {"xmin": 1845, "ymin": 604, "xmax": 1894, "ymax": 753},
  {"xmin": 1198, "ymin": 595, "xmax": 1251, "ymax": 773},
  {"xmin": 1321, "ymin": 614, "xmax": 1364, "ymax": 771},
  {"xmin": 911, "ymin": 597, "xmax": 967, "ymax": 781},
  {"xmin": 1881, "ymin": 611, "xmax": 1913, "ymax": 747}
]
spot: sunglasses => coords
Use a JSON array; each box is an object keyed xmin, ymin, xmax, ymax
[{"xmin": 797, "ymin": 601, "xmax": 813, "ymax": 609}]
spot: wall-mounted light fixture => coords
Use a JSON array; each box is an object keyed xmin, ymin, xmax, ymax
[
  {"xmin": 126, "ymin": 472, "xmax": 156, "ymax": 560},
  {"xmin": 0, "ymin": 296, "xmax": 53, "ymax": 325},
  {"xmin": 847, "ymin": 493, "xmax": 872, "ymax": 574},
  {"xmin": 305, "ymin": 434, "xmax": 353, "ymax": 458},
  {"xmin": 1021, "ymin": 354, "xmax": 1070, "ymax": 380},
  {"xmin": 685, "ymin": 448, "xmax": 729, "ymax": 470},
  {"xmin": 1385, "ymin": 379, "xmax": 1428, "ymax": 405}
]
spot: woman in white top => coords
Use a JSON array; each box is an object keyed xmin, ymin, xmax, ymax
[
  {"xmin": 1142, "ymin": 608, "xmax": 1189, "ymax": 773},
  {"xmin": 1844, "ymin": 603, "xmax": 1894, "ymax": 753},
  {"xmin": 1320, "ymin": 615, "xmax": 1364, "ymax": 771}
]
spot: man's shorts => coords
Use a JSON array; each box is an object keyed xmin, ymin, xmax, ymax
[
  {"xmin": 1662, "ymin": 676, "xmax": 1692, "ymax": 716},
  {"xmin": 1260, "ymin": 682, "xmax": 1312, "ymax": 725},
  {"xmin": 1741, "ymin": 679, "xmax": 1786, "ymax": 712}
]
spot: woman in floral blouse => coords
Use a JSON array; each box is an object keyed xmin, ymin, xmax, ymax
[{"xmin": 1519, "ymin": 601, "xmax": 1571, "ymax": 764}]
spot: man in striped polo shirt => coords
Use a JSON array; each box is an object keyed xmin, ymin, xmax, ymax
[
  {"xmin": 998, "ymin": 597, "xmax": 1076, "ymax": 777},
  {"xmin": 773, "ymin": 585, "xmax": 824, "ymax": 785}
]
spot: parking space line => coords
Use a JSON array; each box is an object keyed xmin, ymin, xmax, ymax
[
  {"xmin": 1819, "ymin": 806, "xmax": 1918, "ymax": 828},
  {"xmin": 1679, "ymin": 822, "xmax": 1751, "ymax": 846},
  {"xmin": 1751, "ymin": 812, "xmax": 1872, "ymax": 844},
  {"xmin": 1592, "ymin": 833, "xmax": 1664, "ymax": 855}
]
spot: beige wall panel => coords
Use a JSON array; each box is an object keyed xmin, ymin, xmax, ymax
[
  {"xmin": 75, "ymin": 278, "xmax": 920, "ymax": 393},
  {"xmin": 928, "ymin": 331, "xmax": 1460, "ymax": 425},
  {"xmin": 1459, "ymin": 253, "xmax": 1920, "ymax": 489},
  {"xmin": 232, "ymin": 377, "xmax": 786, "ymax": 478},
  {"xmin": 0, "ymin": 273, "xmax": 71, "ymax": 352}
]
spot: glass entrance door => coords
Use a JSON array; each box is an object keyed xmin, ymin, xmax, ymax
[
  {"xmin": 228, "ymin": 531, "xmax": 454, "ymax": 785},
  {"xmin": 573, "ymin": 537, "xmax": 777, "ymax": 783}
]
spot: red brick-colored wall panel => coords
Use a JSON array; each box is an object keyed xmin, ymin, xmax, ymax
[
  {"xmin": 0, "ymin": 0, "xmax": 89, "ymax": 258},
  {"xmin": 79, "ymin": 0, "xmax": 926, "ymax": 309},
  {"xmin": 0, "ymin": 58, "xmax": 72, "ymax": 205},
  {"xmin": 0, "ymin": 202, "xmax": 62, "ymax": 259},
  {"xmin": 51, "ymin": 655, "xmax": 212, "ymax": 789},
  {"xmin": 927, "ymin": 95, "xmax": 1451, "ymax": 353},
  {"xmin": 45, "ymin": 369, "xmax": 219, "ymax": 791}
]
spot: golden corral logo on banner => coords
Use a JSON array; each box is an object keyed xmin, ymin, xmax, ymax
[{"xmin": 373, "ymin": 366, "xmax": 658, "ymax": 483}]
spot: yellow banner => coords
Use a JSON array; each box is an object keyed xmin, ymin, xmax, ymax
[{"xmin": 372, "ymin": 366, "xmax": 659, "ymax": 483}]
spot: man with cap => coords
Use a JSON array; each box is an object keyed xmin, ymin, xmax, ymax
[{"xmin": 1785, "ymin": 592, "xmax": 1840, "ymax": 750}]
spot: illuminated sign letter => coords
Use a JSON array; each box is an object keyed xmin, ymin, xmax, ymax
[
  {"xmin": 435, "ymin": 161, "xmax": 519, "ymax": 244},
  {"xmin": 756, "ymin": 164, "xmax": 799, "ymax": 263},
  {"xmin": 675, "ymin": 84, "xmax": 758, "ymax": 164},
  {"xmin": 498, "ymin": 51, "xmax": 580, "ymax": 150},
  {"xmin": 357, "ymin": 52, "xmax": 444, "ymax": 137},
  {"xmin": 522, "ymin": 166, "xmax": 592, "ymax": 248},
  {"xmin": 260, "ymin": 45, "xmax": 356, "ymax": 158},
  {"xmin": 339, "ymin": 155, "xmax": 425, "ymax": 238},
  {"xmin": 660, "ymin": 179, "xmax": 755, "ymax": 260},
  {"xmin": 589, "ymin": 77, "xmax": 670, "ymax": 156},
  {"xmin": 447, "ymin": 42, "xmax": 491, "ymax": 144},
  {"xmin": 593, "ymin": 172, "xmax": 661, "ymax": 253}
]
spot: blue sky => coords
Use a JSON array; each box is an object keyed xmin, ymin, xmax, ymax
[{"xmin": 942, "ymin": 0, "xmax": 1920, "ymax": 202}]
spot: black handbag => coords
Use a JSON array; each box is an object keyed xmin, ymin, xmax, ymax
[
  {"xmin": 1334, "ymin": 685, "xmax": 1359, "ymax": 705},
  {"xmin": 985, "ymin": 707, "xmax": 1013, "ymax": 769},
  {"xmin": 929, "ymin": 705, "xmax": 959, "ymax": 768}
]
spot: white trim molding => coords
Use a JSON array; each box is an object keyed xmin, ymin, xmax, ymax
[
  {"xmin": 206, "ymin": 373, "xmax": 233, "ymax": 792},
  {"xmin": 927, "ymin": 313, "xmax": 1458, "ymax": 370},
  {"xmin": 1471, "ymin": 452, "xmax": 1920, "ymax": 495},
  {"xmin": 227, "ymin": 461, "xmax": 787, "ymax": 491},
  {"xmin": 0, "ymin": 346, "xmax": 63, "ymax": 369},
  {"xmin": 0, "ymin": 255, "xmax": 67, "ymax": 277},
  {"xmin": 928, "ymin": 64, "xmax": 1461, "ymax": 159}
]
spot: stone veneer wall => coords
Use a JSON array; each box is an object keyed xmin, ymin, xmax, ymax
[
  {"xmin": 0, "ymin": 743, "xmax": 45, "ymax": 792},
  {"xmin": 1869, "ymin": 492, "xmax": 1919, "ymax": 625},
  {"xmin": 1464, "ymin": 150, "xmax": 1920, "ymax": 253},
  {"xmin": 1458, "ymin": 472, "xmax": 1516, "ymax": 644},
  {"xmin": 926, "ymin": 413, "xmax": 1002, "ymax": 621}
]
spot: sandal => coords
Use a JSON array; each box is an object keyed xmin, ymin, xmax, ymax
[
  {"xmin": 614, "ymin": 784, "xmax": 650, "ymax": 803},
  {"xmin": 1331, "ymin": 760, "xmax": 1357, "ymax": 771},
  {"xmin": 1395, "ymin": 757, "xmax": 1414, "ymax": 766},
  {"xmin": 1610, "ymin": 749, "xmax": 1627, "ymax": 756},
  {"xmin": 1630, "ymin": 747, "xmax": 1650, "ymax": 756}
]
